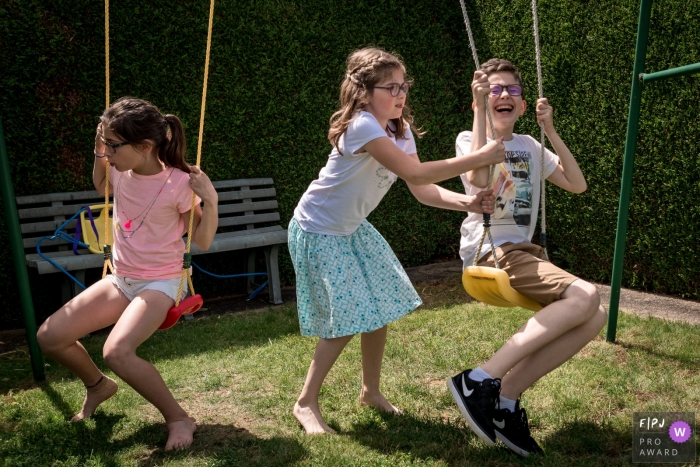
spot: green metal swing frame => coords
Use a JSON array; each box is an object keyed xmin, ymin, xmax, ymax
[{"xmin": 607, "ymin": 0, "xmax": 700, "ymax": 342}]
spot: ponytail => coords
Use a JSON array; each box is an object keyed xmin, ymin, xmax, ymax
[{"xmin": 161, "ymin": 115, "xmax": 190, "ymax": 173}]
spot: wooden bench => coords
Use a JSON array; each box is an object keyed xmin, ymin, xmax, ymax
[{"xmin": 16, "ymin": 178, "xmax": 287, "ymax": 305}]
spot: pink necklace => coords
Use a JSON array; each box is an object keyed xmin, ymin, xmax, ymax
[{"xmin": 116, "ymin": 168, "xmax": 175, "ymax": 238}]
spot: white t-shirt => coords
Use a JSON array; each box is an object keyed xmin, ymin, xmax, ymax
[
  {"xmin": 294, "ymin": 111, "xmax": 417, "ymax": 235},
  {"xmin": 456, "ymin": 131, "xmax": 560, "ymax": 266}
]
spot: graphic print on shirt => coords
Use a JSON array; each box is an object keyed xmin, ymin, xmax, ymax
[
  {"xmin": 376, "ymin": 166, "xmax": 396, "ymax": 189},
  {"xmin": 491, "ymin": 150, "xmax": 533, "ymax": 226}
]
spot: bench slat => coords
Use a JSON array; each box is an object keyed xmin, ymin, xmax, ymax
[
  {"xmin": 217, "ymin": 188, "xmax": 276, "ymax": 202},
  {"xmin": 21, "ymin": 219, "xmax": 79, "ymax": 234},
  {"xmin": 218, "ymin": 212, "xmax": 280, "ymax": 228},
  {"xmin": 218, "ymin": 200, "xmax": 278, "ymax": 215},
  {"xmin": 212, "ymin": 178, "xmax": 273, "ymax": 189},
  {"xmin": 16, "ymin": 191, "xmax": 108, "ymax": 205},
  {"xmin": 24, "ymin": 236, "xmax": 76, "ymax": 250},
  {"xmin": 191, "ymin": 229, "xmax": 288, "ymax": 254},
  {"xmin": 19, "ymin": 202, "xmax": 105, "ymax": 219}
]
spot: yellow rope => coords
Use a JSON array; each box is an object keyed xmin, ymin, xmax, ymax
[
  {"xmin": 101, "ymin": 0, "xmax": 114, "ymax": 279},
  {"xmin": 175, "ymin": 0, "xmax": 216, "ymax": 306}
]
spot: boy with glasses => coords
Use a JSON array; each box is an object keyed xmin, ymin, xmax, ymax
[{"xmin": 448, "ymin": 58, "xmax": 607, "ymax": 457}]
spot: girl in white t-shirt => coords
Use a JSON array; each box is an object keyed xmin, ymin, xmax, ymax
[
  {"xmin": 289, "ymin": 46, "xmax": 505, "ymax": 434},
  {"xmin": 37, "ymin": 97, "xmax": 218, "ymax": 451}
]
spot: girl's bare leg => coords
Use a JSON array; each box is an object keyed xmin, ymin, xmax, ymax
[
  {"xmin": 102, "ymin": 289, "xmax": 195, "ymax": 451},
  {"xmin": 295, "ymin": 334, "xmax": 354, "ymax": 434},
  {"xmin": 359, "ymin": 325, "xmax": 402, "ymax": 414},
  {"xmin": 37, "ymin": 278, "xmax": 127, "ymax": 421}
]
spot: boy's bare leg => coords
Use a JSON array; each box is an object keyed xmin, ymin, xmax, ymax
[
  {"xmin": 359, "ymin": 325, "xmax": 402, "ymax": 414},
  {"xmin": 481, "ymin": 280, "xmax": 600, "ymax": 380},
  {"xmin": 103, "ymin": 290, "xmax": 195, "ymax": 451},
  {"xmin": 295, "ymin": 334, "xmax": 354, "ymax": 434},
  {"xmin": 37, "ymin": 278, "xmax": 127, "ymax": 421},
  {"xmin": 500, "ymin": 304, "xmax": 607, "ymax": 399}
]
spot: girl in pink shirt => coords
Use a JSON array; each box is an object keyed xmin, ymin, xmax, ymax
[{"xmin": 37, "ymin": 97, "xmax": 218, "ymax": 451}]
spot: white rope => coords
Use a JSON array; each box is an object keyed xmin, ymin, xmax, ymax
[
  {"xmin": 458, "ymin": 0, "xmax": 497, "ymax": 170},
  {"xmin": 531, "ymin": 0, "xmax": 548, "ymax": 259},
  {"xmin": 458, "ymin": 0, "xmax": 500, "ymax": 268}
]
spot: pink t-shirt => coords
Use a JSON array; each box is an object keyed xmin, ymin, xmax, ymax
[{"xmin": 109, "ymin": 166, "xmax": 200, "ymax": 280}]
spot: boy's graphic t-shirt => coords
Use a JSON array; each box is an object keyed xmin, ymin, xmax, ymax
[
  {"xmin": 294, "ymin": 111, "xmax": 416, "ymax": 236},
  {"xmin": 109, "ymin": 166, "xmax": 200, "ymax": 280},
  {"xmin": 456, "ymin": 131, "xmax": 560, "ymax": 266}
]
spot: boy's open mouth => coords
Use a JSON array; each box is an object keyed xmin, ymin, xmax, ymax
[{"xmin": 495, "ymin": 103, "xmax": 514, "ymax": 113}]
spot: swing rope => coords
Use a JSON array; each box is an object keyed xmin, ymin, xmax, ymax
[
  {"xmin": 531, "ymin": 0, "xmax": 548, "ymax": 259},
  {"xmin": 174, "ymin": 0, "xmax": 216, "ymax": 307},
  {"xmin": 458, "ymin": 0, "xmax": 499, "ymax": 268},
  {"xmin": 102, "ymin": 0, "xmax": 114, "ymax": 279},
  {"xmin": 458, "ymin": 0, "xmax": 548, "ymax": 267}
]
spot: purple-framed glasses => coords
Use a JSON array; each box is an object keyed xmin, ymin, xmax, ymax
[{"xmin": 490, "ymin": 84, "xmax": 523, "ymax": 96}]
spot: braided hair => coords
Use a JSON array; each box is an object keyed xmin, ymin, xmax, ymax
[{"xmin": 328, "ymin": 47, "xmax": 422, "ymax": 152}]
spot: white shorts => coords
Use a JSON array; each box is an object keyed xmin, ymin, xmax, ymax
[{"xmin": 107, "ymin": 274, "xmax": 186, "ymax": 302}]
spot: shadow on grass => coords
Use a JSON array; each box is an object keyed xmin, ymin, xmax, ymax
[
  {"xmin": 541, "ymin": 419, "xmax": 632, "ymax": 465},
  {"xmin": 1, "ymin": 411, "xmax": 307, "ymax": 467},
  {"xmin": 347, "ymin": 410, "xmax": 632, "ymax": 466},
  {"xmin": 38, "ymin": 380, "xmax": 80, "ymax": 419},
  {"xmin": 346, "ymin": 409, "xmax": 534, "ymax": 466},
  {"xmin": 616, "ymin": 340, "xmax": 700, "ymax": 368}
]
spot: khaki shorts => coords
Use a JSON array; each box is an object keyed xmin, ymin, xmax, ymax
[{"xmin": 475, "ymin": 242, "xmax": 579, "ymax": 307}]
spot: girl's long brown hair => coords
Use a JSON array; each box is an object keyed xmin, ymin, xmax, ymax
[
  {"xmin": 328, "ymin": 47, "xmax": 423, "ymax": 153},
  {"xmin": 101, "ymin": 97, "xmax": 191, "ymax": 173}
]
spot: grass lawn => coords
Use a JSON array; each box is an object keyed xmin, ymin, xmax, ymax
[{"xmin": 1, "ymin": 276, "xmax": 699, "ymax": 466}]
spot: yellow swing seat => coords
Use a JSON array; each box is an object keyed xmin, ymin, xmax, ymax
[
  {"xmin": 80, "ymin": 204, "xmax": 113, "ymax": 254},
  {"xmin": 462, "ymin": 266, "xmax": 542, "ymax": 312}
]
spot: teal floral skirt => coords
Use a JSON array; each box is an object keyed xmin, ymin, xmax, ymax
[{"xmin": 288, "ymin": 218, "xmax": 422, "ymax": 338}]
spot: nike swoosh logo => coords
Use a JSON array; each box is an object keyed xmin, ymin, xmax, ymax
[
  {"xmin": 461, "ymin": 376, "xmax": 473, "ymax": 397},
  {"xmin": 493, "ymin": 419, "xmax": 505, "ymax": 429}
]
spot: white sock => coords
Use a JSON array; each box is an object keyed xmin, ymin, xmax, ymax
[
  {"xmin": 499, "ymin": 395, "xmax": 516, "ymax": 412},
  {"xmin": 468, "ymin": 366, "xmax": 493, "ymax": 382}
]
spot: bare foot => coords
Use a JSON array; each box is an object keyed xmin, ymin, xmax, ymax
[
  {"xmin": 70, "ymin": 376, "xmax": 119, "ymax": 422},
  {"xmin": 293, "ymin": 401, "xmax": 336, "ymax": 434},
  {"xmin": 165, "ymin": 417, "xmax": 197, "ymax": 451},
  {"xmin": 359, "ymin": 389, "xmax": 403, "ymax": 415}
]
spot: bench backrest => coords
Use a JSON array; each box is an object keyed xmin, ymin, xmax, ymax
[
  {"xmin": 212, "ymin": 178, "xmax": 281, "ymax": 233},
  {"xmin": 15, "ymin": 178, "xmax": 281, "ymax": 256}
]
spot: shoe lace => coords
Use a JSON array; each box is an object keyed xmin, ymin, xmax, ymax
[
  {"xmin": 477, "ymin": 378, "xmax": 501, "ymax": 412},
  {"xmin": 514, "ymin": 407, "xmax": 532, "ymax": 436}
]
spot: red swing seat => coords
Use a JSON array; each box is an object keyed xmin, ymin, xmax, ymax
[{"xmin": 159, "ymin": 294, "xmax": 204, "ymax": 330}]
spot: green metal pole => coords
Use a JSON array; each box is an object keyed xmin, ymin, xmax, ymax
[
  {"xmin": 607, "ymin": 0, "xmax": 653, "ymax": 343},
  {"xmin": 641, "ymin": 62, "xmax": 700, "ymax": 83},
  {"xmin": 0, "ymin": 117, "xmax": 45, "ymax": 380}
]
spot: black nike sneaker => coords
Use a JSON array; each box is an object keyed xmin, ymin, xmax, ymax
[
  {"xmin": 492, "ymin": 400, "xmax": 544, "ymax": 457},
  {"xmin": 447, "ymin": 369, "xmax": 501, "ymax": 445}
]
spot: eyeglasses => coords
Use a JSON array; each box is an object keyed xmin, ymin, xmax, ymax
[
  {"xmin": 100, "ymin": 137, "xmax": 130, "ymax": 152},
  {"xmin": 372, "ymin": 82, "xmax": 411, "ymax": 97},
  {"xmin": 490, "ymin": 84, "xmax": 524, "ymax": 97}
]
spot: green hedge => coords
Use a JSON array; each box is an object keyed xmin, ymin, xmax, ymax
[{"xmin": 1, "ymin": 0, "xmax": 699, "ymax": 329}]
